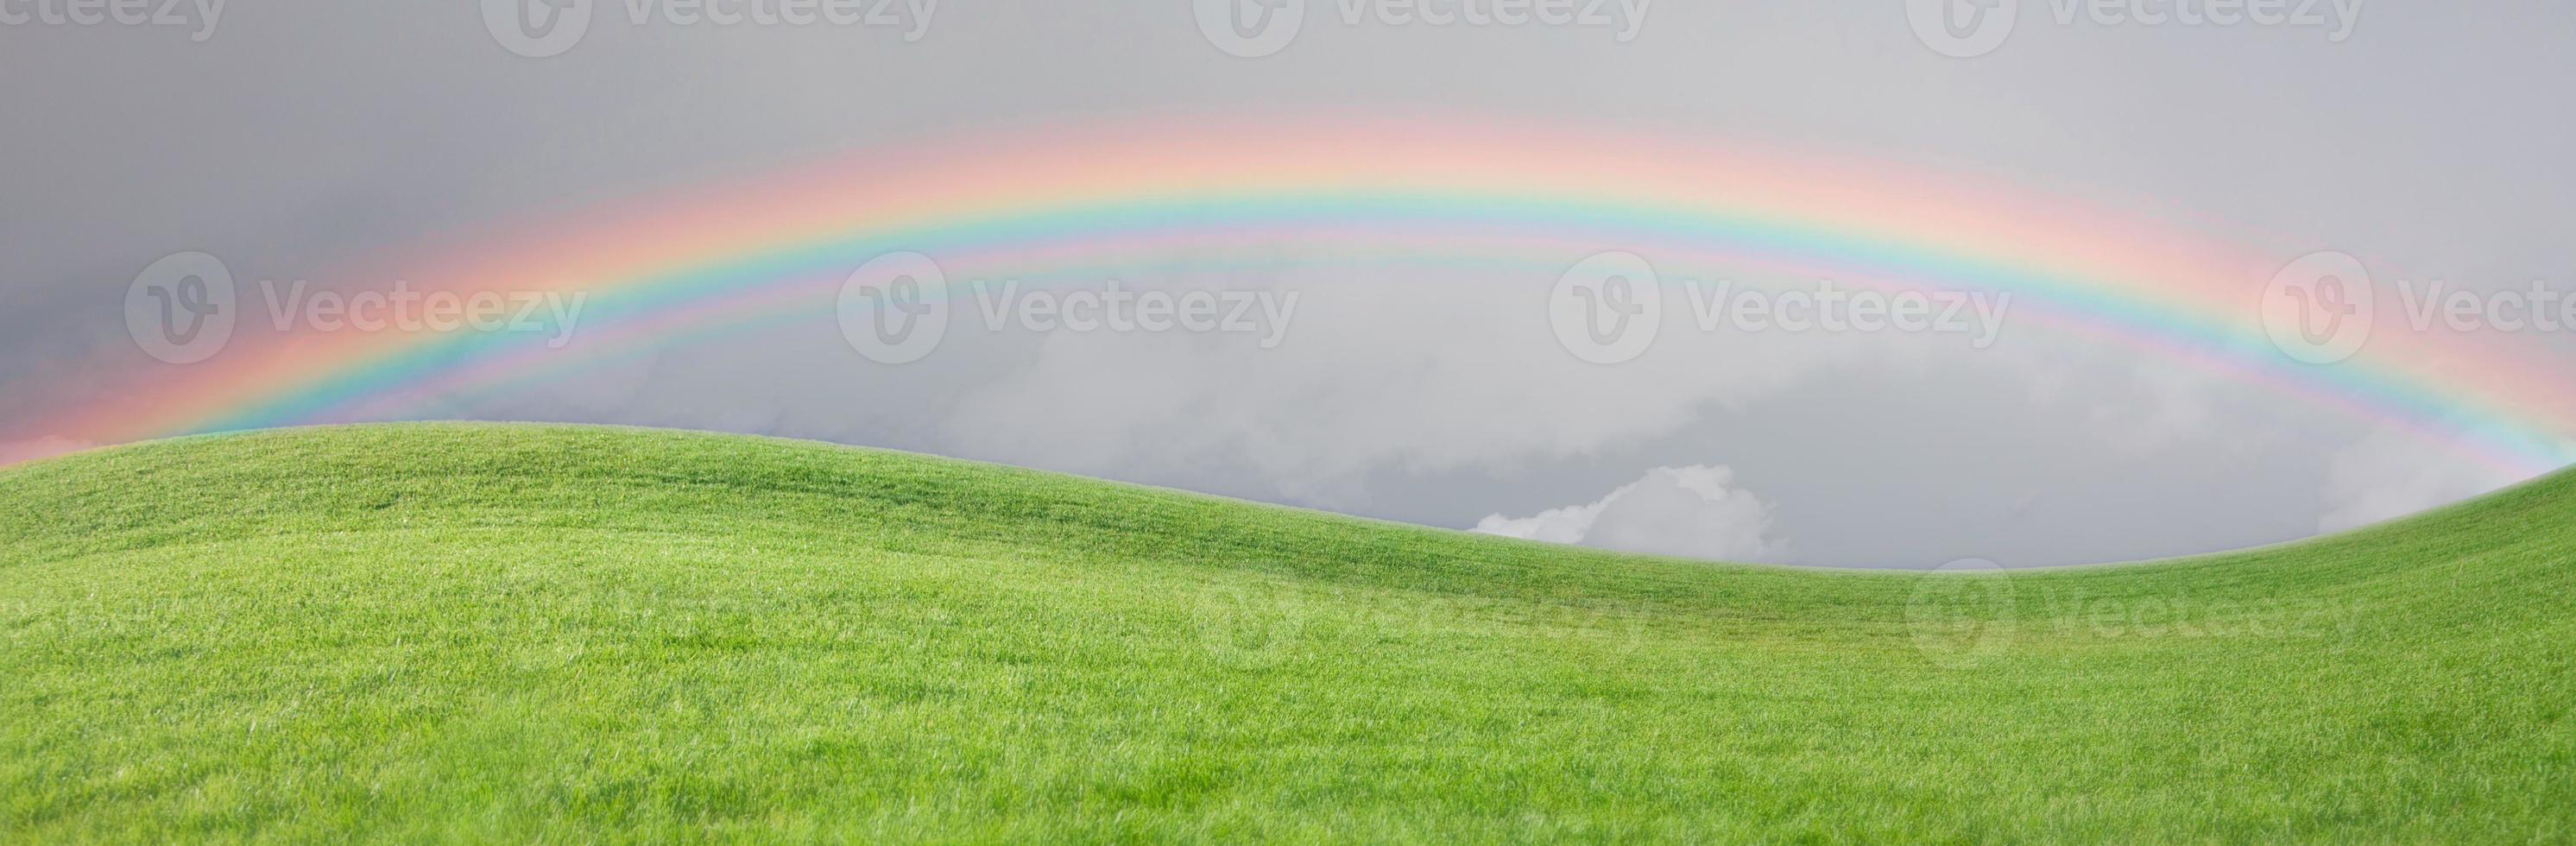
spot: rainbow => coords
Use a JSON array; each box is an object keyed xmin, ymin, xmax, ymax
[{"xmin": 5, "ymin": 114, "xmax": 2573, "ymax": 474}]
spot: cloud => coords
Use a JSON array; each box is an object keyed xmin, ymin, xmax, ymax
[
  {"xmin": 2318, "ymin": 423, "xmax": 2527, "ymax": 533},
  {"xmin": 2089, "ymin": 360, "xmax": 2220, "ymax": 457},
  {"xmin": 939, "ymin": 268, "xmax": 1891, "ymax": 506},
  {"xmin": 1472, "ymin": 465, "xmax": 1790, "ymax": 563}
]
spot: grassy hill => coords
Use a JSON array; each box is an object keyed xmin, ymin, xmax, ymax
[{"xmin": 2, "ymin": 424, "xmax": 2570, "ymax": 843}]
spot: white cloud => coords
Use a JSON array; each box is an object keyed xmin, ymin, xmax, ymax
[
  {"xmin": 2318, "ymin": 423, "xmax": 2527, "ymax": 533},
  {"xmin": 1472, "ymin": 464, "xmax": 1790, "ymax": 563}
]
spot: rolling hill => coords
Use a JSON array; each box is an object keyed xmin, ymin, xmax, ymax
[{"xmin": 2, "ymin": 424, "xmax": 2570, "ymax": 842}]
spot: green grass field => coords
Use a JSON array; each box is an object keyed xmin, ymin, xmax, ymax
[{"xmin": 2, "ymin": 423, "xmax": 2570, "ymax": 843}]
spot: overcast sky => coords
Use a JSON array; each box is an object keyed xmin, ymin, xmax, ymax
[{"xmin": 3, "ymin": 1, "xmax": 2572, "ymax": 566}]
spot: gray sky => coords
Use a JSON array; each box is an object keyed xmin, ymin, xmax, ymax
[{"xmin": 3, "ymin": 1, "xmax": 2573, "ymax": 566}]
